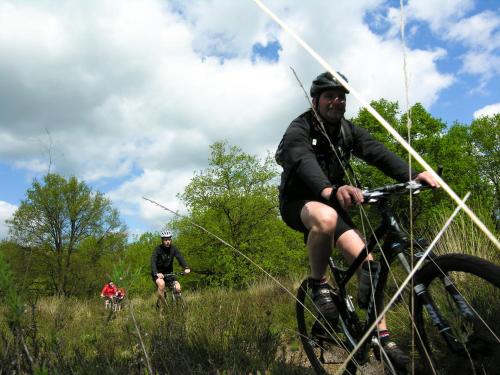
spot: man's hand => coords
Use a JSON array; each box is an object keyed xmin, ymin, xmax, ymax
[
  {"xmin": 335, "ymin": 185, "xmax": 364, "ymax": 209},
  {"xmin": 415, "ymin": 171, "xmax": 440, "ymax": 188},
  {"xmin": 184, "ymin": 268, "xmax": 191, "ymax": 275},
  {"xmin": 156, "ymin": 273, "xmax": 164, "ymax": 279}
]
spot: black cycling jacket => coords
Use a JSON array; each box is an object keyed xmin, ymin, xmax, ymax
[
  {"xmin": 277, "ymin": 109, "xmax": 417, "ymax": 202},
  {"xmin": 151, "ymin": 244, "xmax": 188, "ymax": 276}
]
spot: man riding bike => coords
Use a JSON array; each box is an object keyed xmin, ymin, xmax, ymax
[
  {"xmin": 276, "ymin": 71, "xmax": 439, "ymax": 371},
  {"xmin": 100, "ymin": 280, "xmax": 117, "ymax": 309},
  {"xmin": 151, "ymin": 230, "xmax": 191, "ymax": 308}
]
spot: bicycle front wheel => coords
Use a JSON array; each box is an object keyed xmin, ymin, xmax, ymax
[{"xmin": 413, "ymin": 253, "xmax": 500, "ymax": 375}]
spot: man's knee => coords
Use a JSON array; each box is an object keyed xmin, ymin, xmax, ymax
[
  {"xmin": 173, "ymin": 281, "xmax": 181, "ymax": 293},
  {"xmin": 302, "ymin": 202, "xmax": 338, "ymax": 235},
  {"xmin": 311, "ymin": 214, "xmax": 337, "ymax": 235},
  {"xmin": 156, "ymin": 279, "xmax": 165, "ymax": 291}
]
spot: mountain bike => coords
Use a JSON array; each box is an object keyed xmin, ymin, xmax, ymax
[
  {"xmin": 104, "ymin": 296, "xmax": 113, "ymax": 310},
  {"xmin": 162, "ymin": 272, "xmax": 186, "ymax": 307},
  {"xmin": 296, "ymin": 180, "xmax": 500, "ymax": 375},
  {"xmin": 111, "ymin": 295, "xmax": 124, "ymax": 312}
]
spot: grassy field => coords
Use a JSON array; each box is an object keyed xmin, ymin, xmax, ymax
[
  {"xmin": 1, "ymin": 216, "xmax": 498, "ymax": 374},
  {"xmin": 1, "ymin": 276, "xmax": 314, "ymax": 374}
]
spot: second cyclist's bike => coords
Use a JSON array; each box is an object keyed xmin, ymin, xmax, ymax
[{"xmin": 162, "ymin": 272, "xmax": 186, "ymax": 307}]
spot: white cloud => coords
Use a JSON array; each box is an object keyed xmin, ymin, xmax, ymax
[
  {"xmin": 448, "ymin": 10, "xmax": 500, "ymax": 83},
  {"xmin": 0, "ymin": 0, "xmax": 458, "ymax": 234},
  {"xmin": 0, "ymin": 201, "xmax": 17, "ymax": 240},
  {"xmin": 106, "ymin": 168, "xmax": 193, "ymax": 231},
  {"xmin": 461, "ymin": 51, "xmax": 500, "ymax": 79},
  {"xmin": 447, "ymin": 11, "xmax": 500, "ymax": 50},
  {"xmin": 473, "ymin": 103, "xmax": 500, "ymax": 119},
  {"xmin": 406, "ymin": 0, "xmax": 474, "ymax": 31},
  {"xmin": 13, "ymin": 159, "xmax": 49, "ymax": 173},
  {"xmin": 389, "ymin": 1, "xmax": 500, "ymax": 84}
]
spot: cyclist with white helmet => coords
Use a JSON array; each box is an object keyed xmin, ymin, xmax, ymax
[{"xmin": 151, "ymin": 230, "xmax": 190, "ymax": 308}]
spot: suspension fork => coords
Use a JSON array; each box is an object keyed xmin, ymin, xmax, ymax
[
  {"xmin": 376, "ymin": 207, "xmax": 470, "ymax": 351},
  {"xmin": 396, "ymin": 247, "xmax": 474, "ymax": 352},
  {"xmin": 440, "ymin": 273, "xmax": 475, "ymax": 318},
  {"xmin": 392, "ymin": 246, "xmax": 457, "ymax": 346},
  {"xmin": 413, "ymin": 271, "xmax": 476, "ymax": 353}
]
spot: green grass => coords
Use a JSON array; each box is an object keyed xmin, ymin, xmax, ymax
[
  {"xmin": 0, "ymin": 277, "xmax": 309, "ymax": 374},
  {"xmin": 1, "ymin": 215, "xmax": 497, "ymax": 374}
]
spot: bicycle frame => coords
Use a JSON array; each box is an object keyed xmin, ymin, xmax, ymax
[
  {"xmin": 162, "ymin": 272, "xmax": 184, "ymax": 302},
  {"xmin": 326, "ymin": 198, "xmax": 401, "ymax": 361}
]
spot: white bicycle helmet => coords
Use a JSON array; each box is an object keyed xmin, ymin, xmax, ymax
[{"xmin": 160, "ymin": 230, "xmax": 173, "ymax": 238}]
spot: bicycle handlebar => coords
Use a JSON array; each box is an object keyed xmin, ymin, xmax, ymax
[
  {"xmin": 362, "ymin": 166, "xmax": 442, "ymax": 204},
  {"xmin": 362, "ymin": 180, "xmax": 429, "ymax": 203},
  {"xmin": 162, "ymin": 272, "xmax": 186, "ymax": 278}
]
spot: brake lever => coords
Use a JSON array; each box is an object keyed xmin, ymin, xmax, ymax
[
  {"xmin": 406, "ymin": 180, "xmax": 424, "ymax": 194},
  {"xmin": 363, "ymin": 190, "xmax": 384, "ymax": 203}
]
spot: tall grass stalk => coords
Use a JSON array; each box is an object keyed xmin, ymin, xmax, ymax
[{"xmin": 433, "ymin": 209, "xmax": 499, "ymax": 263}]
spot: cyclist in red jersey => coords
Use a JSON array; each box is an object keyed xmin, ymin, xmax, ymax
[{"xmin": 100, "ymin": 280, "xmax": 117, "ymax": 308}]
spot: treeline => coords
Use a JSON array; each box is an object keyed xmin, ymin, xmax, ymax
[
  {"xmin": 1, "ymin": 100, "xmax": 498, "ymax": 299},
  {"xmin": 352, "ymin": 101, "xmax": 498, "ymax": 231}
]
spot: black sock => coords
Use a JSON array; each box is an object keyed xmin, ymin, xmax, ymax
[{"xmin": 378, "ymin": 329, "xmax": 390, "ymax": 345}]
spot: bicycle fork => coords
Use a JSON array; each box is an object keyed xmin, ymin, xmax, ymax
[
  {"xmin": 396, "ymin": 250, "xmax": 476, "ymax": 353},
  {"xmin": 413, "ymin": 277, "xmax": 475, "ymax": 353}
]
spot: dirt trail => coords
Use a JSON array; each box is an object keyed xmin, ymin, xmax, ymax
[{"xmin": 280, "ymin": 342, "xmax": 388, "ymax": 374}]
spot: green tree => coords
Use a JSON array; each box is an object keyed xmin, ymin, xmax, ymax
[
  {"xmin": 470, "ymin": 113, "xmax": 500, "ymax": 223},
  {"xmin": 7, "ymin": 173, "xmax": 127, "ymax": 295},
  {"xmin": 122, "ymin": 232, "xmax": 158, "ymax": 296},
  {"xmin": 172, "ymin": 141, "xmax": 304, "ymax": 288},
  {"xmin": 348, "ymin": 99, "xmax": 399, "ymax": 192},
  {"xmin": 349, "ymin": 99, "xmax": 487, "ymax": 233}
]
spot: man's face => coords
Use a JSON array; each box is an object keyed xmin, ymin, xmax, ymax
[
  {"xmin": 315, "ymin": 89, "xmax": 346, "ymax": 124},
  {"xmin": 161, "ymin": 237, "xmax": 172, "ymax": 246}
]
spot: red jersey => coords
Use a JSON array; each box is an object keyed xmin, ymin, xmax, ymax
[{"xmin": 101, "ymin": 284, "xmax": 117, "ymax": 298}]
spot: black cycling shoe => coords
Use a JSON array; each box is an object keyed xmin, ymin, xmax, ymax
[
  {"xmin": 382, "ymin": 341, "xmax": 410, "ymax": 372},
  {"xmin": 311, "ymin": 281, "xmax": 339, "ymax": 328}
]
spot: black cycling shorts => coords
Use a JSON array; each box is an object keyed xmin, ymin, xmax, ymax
[
  {"xmin": 151, "ymin": 274, "xmax": 176, "ymax": 288},
  {"xmin": 279, "ymin": 199, "xmax": 357, "ymax": 245}
]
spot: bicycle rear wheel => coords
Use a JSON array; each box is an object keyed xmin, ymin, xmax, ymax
[
  {"xmin": 296, "ymin": 278, "xmax": 363, "ymax": 375},
  {"xmin": 413, "ymin": 254, "xmax": 500, "ymax": 374}
]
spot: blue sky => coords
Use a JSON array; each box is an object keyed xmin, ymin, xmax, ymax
[{"xmin": 0, "ymin": 0, "xmax": 498, "ymax": 239}]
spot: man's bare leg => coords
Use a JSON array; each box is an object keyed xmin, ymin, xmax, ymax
[
  {"xmin": 300, "ymin": 201, "xmax": 338, "ymax": 279},
  {"xmin": 156, "ymin": 278, "xmax": 167, "ymax": 307},
  {"xmin": 336, "ymin": 229, "xmax": 387, "ymax": 331}
]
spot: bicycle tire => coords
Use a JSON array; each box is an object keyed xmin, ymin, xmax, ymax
[
  {"xmin": 413, "ymin": 253, "xmax": 500, "ymax": 375},
  {"xmin": 296, "ymin": 278, "xmax": 367, "ymax": 375}
]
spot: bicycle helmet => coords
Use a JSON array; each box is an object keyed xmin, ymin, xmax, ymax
[
  {"xmin": 160, "ymin": 230, "xmax": 173, "ymax": 238},
  {"xmin": 310, "ymin": 71, "xmax": 349, "ymax": 97}
]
